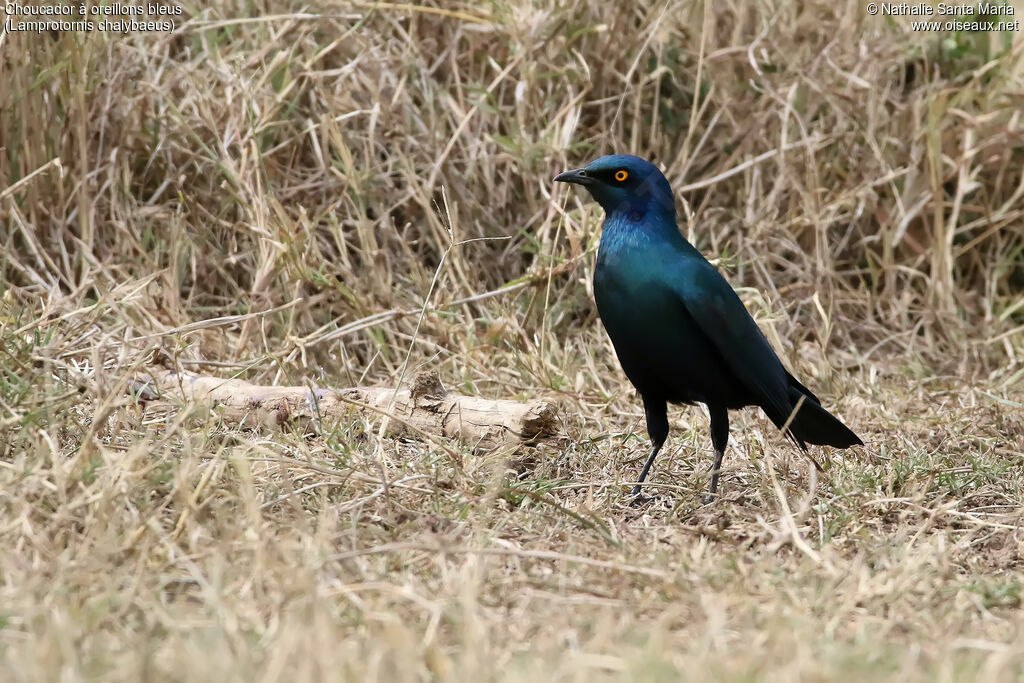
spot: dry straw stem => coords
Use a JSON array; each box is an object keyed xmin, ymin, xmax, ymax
[{"xmin": 1, "ymin": 0, "xmax": 1024, "ymax": 680}]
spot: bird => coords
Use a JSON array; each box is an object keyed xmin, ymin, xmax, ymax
[{"xmin": 554, "ymin": 154, "xmax": 862, "ymax": 503}]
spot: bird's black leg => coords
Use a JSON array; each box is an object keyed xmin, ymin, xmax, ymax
[
  {"xmin": 705, "ymin": 405, "xmax": 729, "ymax": 504},
  {"xmin": 631, "ymin": 396, "xmax": 669, "ymax": 499}
]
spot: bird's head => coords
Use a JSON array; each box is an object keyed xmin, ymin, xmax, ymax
[{"xmin": 553, "ymin": 154, "xmax": 674, "ymax": 218}]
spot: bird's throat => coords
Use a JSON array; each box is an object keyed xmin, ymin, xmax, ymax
[{"xmin": 602, "ymin": 204, "xmax": 682, "ymax": 248}]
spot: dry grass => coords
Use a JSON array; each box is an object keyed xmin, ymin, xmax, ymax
[{"xmin": 2, "ymin": 0, "xmax": 1024, "ymax": 680}]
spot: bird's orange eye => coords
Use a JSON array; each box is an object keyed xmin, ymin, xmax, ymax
[{"xmin": 615, "ymin": 170, "xmax": 628, "ymax": 182}]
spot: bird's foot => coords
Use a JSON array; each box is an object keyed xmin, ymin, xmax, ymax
[
  {"xmin": 628, "ymin": 486, "xmax": 654, "ymax": 507},
  {"xmin": 701, "ymin": 493, "xmax": 717, "ymax": 506}
]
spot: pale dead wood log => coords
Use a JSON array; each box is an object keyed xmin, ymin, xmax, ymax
[{"xmin": 130, "ymin": 368, "xmax": 560, "ymax": 450}]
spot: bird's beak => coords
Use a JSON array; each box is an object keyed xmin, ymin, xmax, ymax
[{"xmin": 553, "ymin": 168, "xmax": 594, "ymax": 186}]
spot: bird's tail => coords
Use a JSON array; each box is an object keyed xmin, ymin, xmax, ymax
[{"xmin": 782, "ymin": 372, "xmax": 863, "ymax": 449}]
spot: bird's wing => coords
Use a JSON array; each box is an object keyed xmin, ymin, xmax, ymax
[{"xmin": 672, "ymin": 259, "xmax": 793, "ymax": 423}]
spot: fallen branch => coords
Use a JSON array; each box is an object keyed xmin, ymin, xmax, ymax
[{"xmin": 130, "ymin": 368, "xmax": 560, "ymax": 451}]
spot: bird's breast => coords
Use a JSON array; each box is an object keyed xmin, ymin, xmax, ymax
[
  {"xmin": 594, "ymin": 223, "xmax": 668, "ymax": 302},
  {"xmin": 594, "ymin": 231, "xmax": 681, "ymax": 349},
  {"xmin": 592, "ymin": 232, "xmax": 740, "ymax": 405}
]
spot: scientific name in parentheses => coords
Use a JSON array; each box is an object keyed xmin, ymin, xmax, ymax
[
  {"xmin": 3, "ymin": 18, "xmax": 177, "ymax": 32},
  {"xmin": 880, "ymin": 2, "xmax": 1014, "ymax": 14}
]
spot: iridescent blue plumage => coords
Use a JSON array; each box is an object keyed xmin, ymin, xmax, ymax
[{"xmin": 554, "ymin": 154, "xmax": 862, "ymax": 502}]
